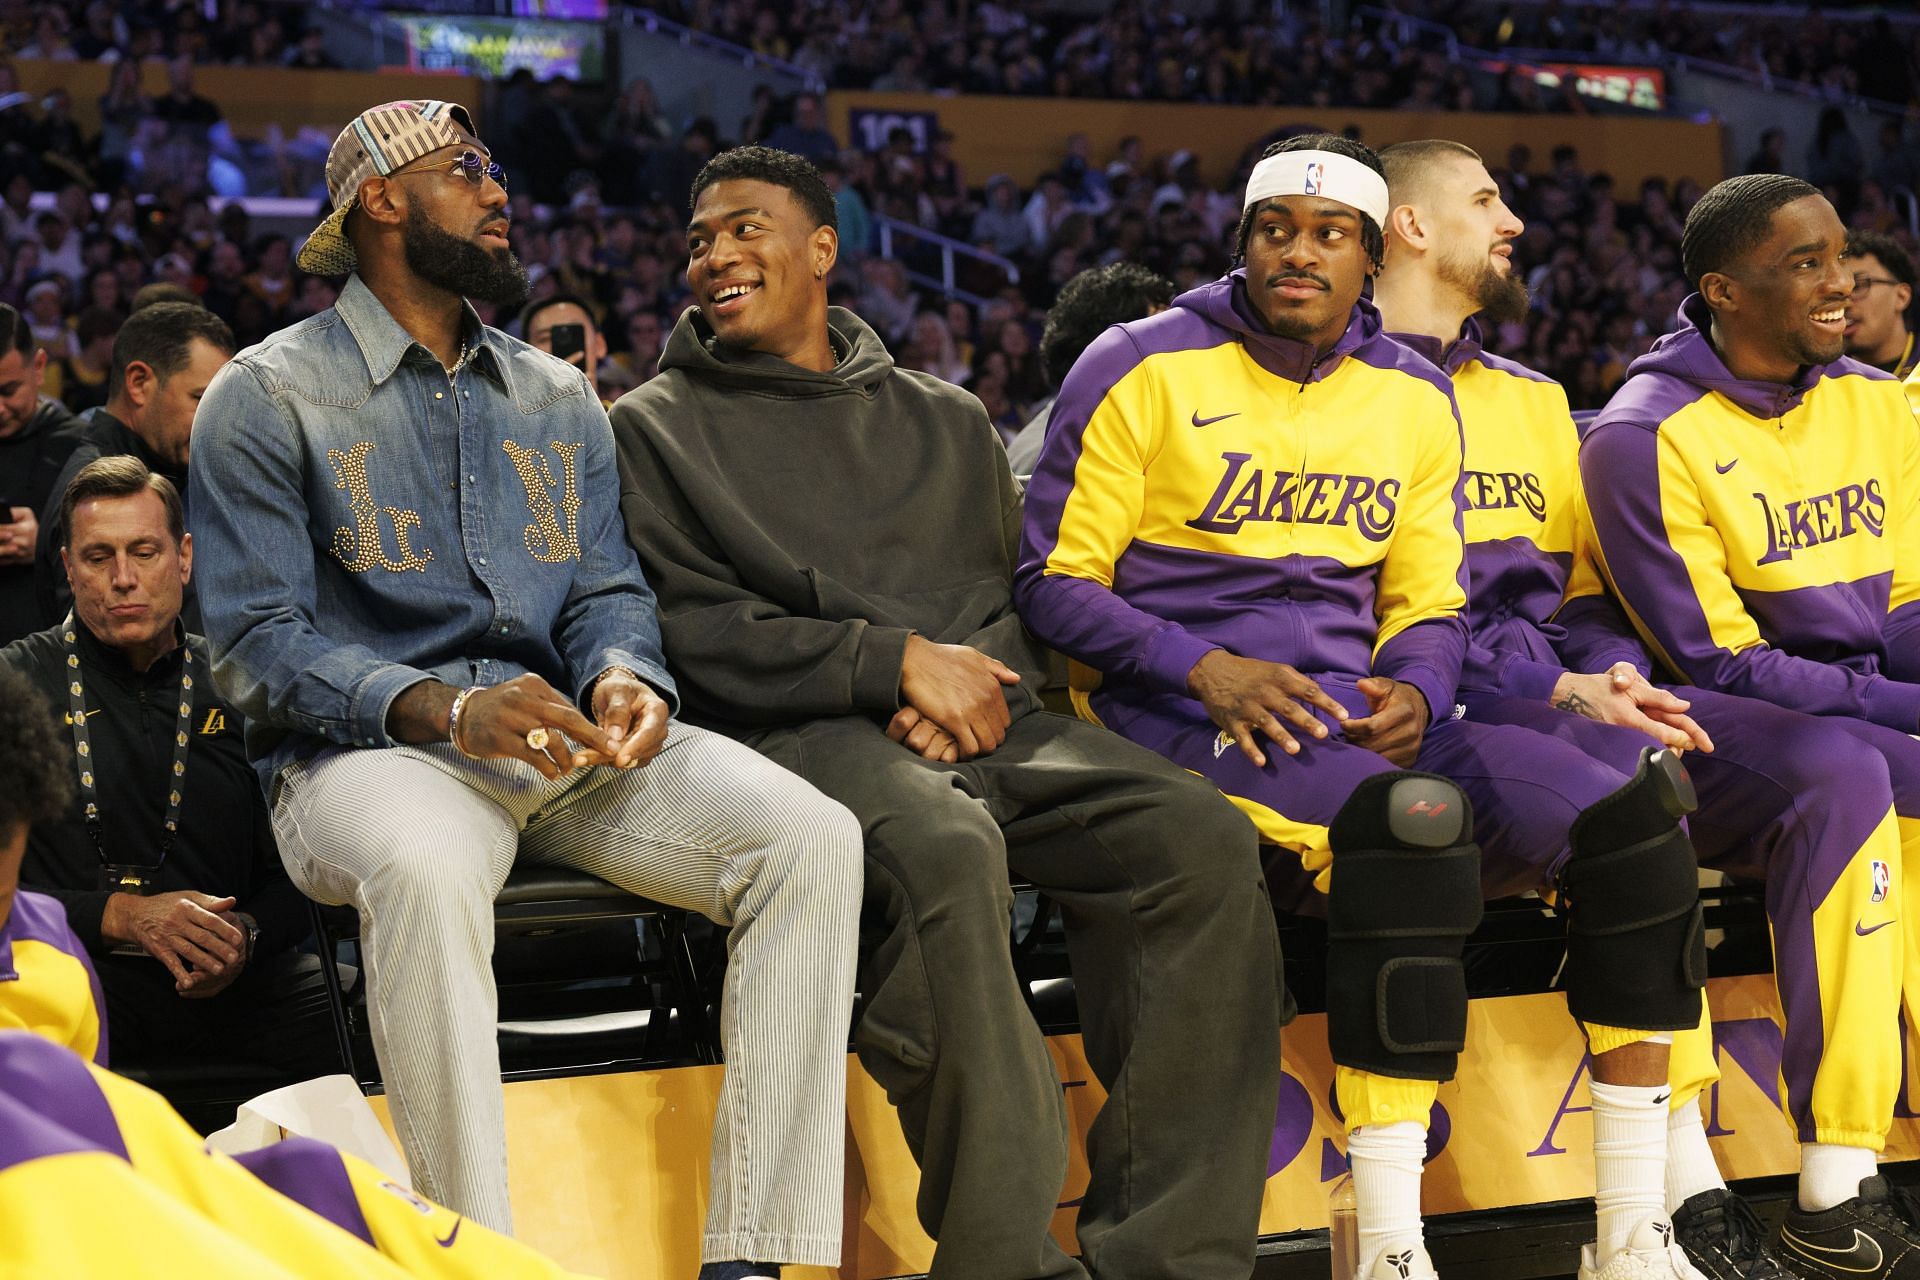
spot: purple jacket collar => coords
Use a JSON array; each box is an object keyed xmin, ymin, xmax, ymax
[
  {"xmin": 1389, "ymin": 316, "xmax": 1486, "ymax": 377},
  {"xmin": 1628, "ymin": 294, "xmax": 1834, "ymax": 421},
  {"xmin": 1173, "ymin": 269, "xmax": 1380, "ymax": 386}
]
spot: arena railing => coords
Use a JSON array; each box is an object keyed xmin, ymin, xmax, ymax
[
  {"xmin": 614, "ymin": 7, "xmax": 824, "ymax": 94},
  {"xmin": 872, "ymin": 214, "xmax": 1021, "ymax": 309}
]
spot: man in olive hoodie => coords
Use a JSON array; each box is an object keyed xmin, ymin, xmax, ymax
[{"xmin": 612, "ymin": 145, "xmax": 1285, "ymax": 1280}]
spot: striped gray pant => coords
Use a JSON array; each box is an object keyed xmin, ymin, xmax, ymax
[{"xmin": 269, "ymin": 720, "xmax": 863, "ymax": 1265}]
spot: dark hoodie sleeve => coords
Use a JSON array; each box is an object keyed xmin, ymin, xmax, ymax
[{"xmin": 613, "ymin": 412, "xmax": 910, "ymax": 722}]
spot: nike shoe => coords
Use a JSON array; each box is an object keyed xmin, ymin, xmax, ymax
[
  {"xmin": 1670, "ymin": 1188, "xmax": 1799, "ymax": 1279},
  {"xmin": 1578, "ymin": 1217, "xmax": 1710, "ymax": 1279},
  {"xmin": 1779, "ymin": 1176, "xmax": 1920, "ymax": 1277},
  {"xmin": 1360, "ymin": 1243, "xmax": 1440, "ymax": 1279}
]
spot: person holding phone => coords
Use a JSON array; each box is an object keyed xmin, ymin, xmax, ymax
[{"xmin": 520, "ymin": 293, "xmax": 608, "ymax": 405}]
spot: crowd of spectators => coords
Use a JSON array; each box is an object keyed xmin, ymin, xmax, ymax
[
  {"xmin": 1, "ymin": 0, "xmax": 330, "ymax": 69},
  {"xmin": 11, "ymin": 87, "xmax": 1920, "ymax": 430},
  {"xmin": 1420, "ymin": 1, "xmax": 1919, "ymax": 106},
  {"xmin": 11, "ymin": 0, "xmax": 1920, "ymax": 115},
  {"xmin": 10, "ymin": 0, "xmax": 1920, "ymax": 420},
  {"xmin": 656, "ymin": 0, "xmax": 1920, "ymax": 113}
]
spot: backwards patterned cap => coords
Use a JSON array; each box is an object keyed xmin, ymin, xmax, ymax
[{"xmin": 297, "ymin": 99, "xmax": 483, "ymax": 276}]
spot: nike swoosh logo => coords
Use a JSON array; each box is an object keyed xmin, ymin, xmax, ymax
[
  {"xmin": 1652, "ymin": 1092, "xmax": 1670, "ymax": 1105},
  {"xmin": 436, "ymin": 1217, "xmax": 462, "ymax": 1248},
  {"xmin": 1857, "ymin": 919, "xmax": 1896, "ymax": 937},
  {"xmin": 1192, "ymin": 410, "xmax": 1240, "ymax": 428},
  {"xmin": 1781, "ymin": 1225, "xmax": 1883, "ymax": 1271},
  {"xmin": 1715, "ymin": 459, "xmax": 1738, "ymax": 474}
]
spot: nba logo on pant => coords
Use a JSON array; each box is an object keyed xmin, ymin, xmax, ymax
[{"xmin": 1872, "ymin": 860, "xmax": 1891, "ymax": 903}]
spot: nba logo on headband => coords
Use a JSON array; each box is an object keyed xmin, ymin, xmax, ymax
[{"xmin": 1243, "ymin": 149, "xmax": 1391, "ymax": 225}]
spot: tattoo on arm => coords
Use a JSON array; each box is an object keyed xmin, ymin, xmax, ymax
[{"xmin": 1554, "ymin": 688, "xmax": 1601, "ymax": 720}]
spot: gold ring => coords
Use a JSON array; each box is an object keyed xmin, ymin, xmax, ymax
[{"xmin": 525, "ymin": 727, "xmax": 551, "ymax": 751}]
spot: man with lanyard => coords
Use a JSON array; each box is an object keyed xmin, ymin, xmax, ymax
[
  {"xmin": 0, "ymin": 667, "xmax": 597, "ymax": 1280},
  {"xmin": 1018, "ymin": 134, "xmax": 1709, "ymax": 1280},
  {"xmin": 189, "ymin": 102, "xmax": 863, "ymax": 1280},
  {"xmin": 1581, "ymin": 173, "xmax": 1920, "ymax": 1279},
  {"xmin": 1374, "ymin": 138, "xmax": 1906, "ymax": 1280},
  {"xmin": 34, "ymin": 301, "xmax": 233, "ymax": 631},
  {"xmin": 0, "ymin": 302, "xmax": 79, "ymax": 646},
  {"xmin": 2, "ymin": 454, "xmax": 335, "ymax": 1075},
  {"xmin": 1843, "ymin": 231, "xmax": 1916, "ymax": 379}
]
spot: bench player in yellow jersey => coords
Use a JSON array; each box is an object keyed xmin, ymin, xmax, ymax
[
  {"xmin": 1580, "ymin": 172, "xmax": 1920, "ymax": 1280},
  {"xmin": 1373, "ymin": 139, "xmax": 1909, "ymax": 1280}
]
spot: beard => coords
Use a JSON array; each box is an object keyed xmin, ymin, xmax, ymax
[
  {"xmin": 1438, "ymin": 242, "xmax": 1530, "ymax": 325},
  {"xmin": 401, "ymin": 204, "xmax": 529, "ymax": 308},
  {"xmin": 1790, "ymin": 325, "xmax": 1846, "ymax": 367}
]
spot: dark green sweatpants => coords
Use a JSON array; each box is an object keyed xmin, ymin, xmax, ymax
[{"xmin": 749, "ymin": 709, "xmax": 1284, "ymax": 1280}]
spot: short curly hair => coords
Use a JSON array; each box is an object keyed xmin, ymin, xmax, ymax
[
  {"xmin": 0, "ymin": 666, "xmax": 72, "ymax": 845},
  {"xmin": 1040, "ymin": 263, "xmax": 1175, "ymax": 386},
  {"xmin": 690, "ymin": 145, "xmax": 838, "ymax": 234}
]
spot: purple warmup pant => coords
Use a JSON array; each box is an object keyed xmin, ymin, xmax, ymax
[
  {"xmin": 1089, "ymin": 679, "xmax": 1626, "ymax": 903},
  {"xmin": 1467, "ymin": 688, "xmax": 1902, "ymax": 1149},
  {"xmin": 1088, "ymin": 678, "xmax": 1905, "ymax": 1146}
]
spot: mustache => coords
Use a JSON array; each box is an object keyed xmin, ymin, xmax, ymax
[{"xmin": 1265, "ymin": 271, "xmax": 1330, "ymax": 291}]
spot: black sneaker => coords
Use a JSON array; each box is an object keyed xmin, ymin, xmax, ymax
[
  {"xmin": 1780, "ymin": 1176, "xmax": 1920, "ymax": 1277},
  {"xmin": 1670, "ymin": 1187, "xmax": 1799, "ymax": 1278}
]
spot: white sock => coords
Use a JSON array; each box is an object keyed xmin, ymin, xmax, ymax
[
  {"xmin": 1798, "ymin": 1143, "xmax": 1877, "ymax": 1212},
  {"xmin": 1591, "ymin": 1080, "xmax": 1672, "ymax": 1263},
  {"xmin": 1665, "ymin": 1095, "xmax": 1727, "ymax": 1215},
  {"xmin": 1349, "ymin": 1120, "xmax": 1426, "ymax": 1271}
]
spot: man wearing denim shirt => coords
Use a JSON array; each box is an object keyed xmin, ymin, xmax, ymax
[{"xmin": 187, "ymin": 101, "xmax": 862, "ymax": 1280}]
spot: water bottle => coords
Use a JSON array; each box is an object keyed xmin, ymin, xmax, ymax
[{"xmin": 1329, "ymin": 1172, "xmax": 1359, "ymax": 1279}]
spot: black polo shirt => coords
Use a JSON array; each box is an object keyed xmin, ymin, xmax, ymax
[{"xmin": 1, "ymin": 620, "xmax": 304, "ymax": 957}]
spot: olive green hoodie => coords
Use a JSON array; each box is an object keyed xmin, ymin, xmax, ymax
[{"xmin": 610, "ymin": 305, "xmax": 1046, "ymax": 737}]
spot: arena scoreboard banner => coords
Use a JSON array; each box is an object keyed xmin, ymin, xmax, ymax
[
  {"xmin": 374, "ymin": 975, "xmax": 1920, "ymax": 1279},
  {"xmin": 388, "ymin": 14, "xmax": 605, "ymax": 81},
  {"xmin": 1489, "ymin": 60, "xmax": 1669, "ymax": 111}
]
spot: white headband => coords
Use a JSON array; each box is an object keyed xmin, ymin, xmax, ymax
[{"xmin": 1243, "ymin": 150, "xmax": 1390, "ymax": 228}]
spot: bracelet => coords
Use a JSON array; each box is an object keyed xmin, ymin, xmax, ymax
[
  {"xmin": 447, "ymin": 686, "xmax": 482, "ymax": 759},
  {"xmin": 594, "ymin": 665, "xmax": 641, "ymax": 696}
]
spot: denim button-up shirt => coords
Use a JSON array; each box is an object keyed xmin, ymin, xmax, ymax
[{"xmin": 190, "ymin": 274, "xmax": 677, "ymax": 788}]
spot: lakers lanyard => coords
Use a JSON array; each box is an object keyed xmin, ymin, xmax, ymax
[{"xmin": 61, "ymin": 615, "xmax": 196, "ymax": 873}]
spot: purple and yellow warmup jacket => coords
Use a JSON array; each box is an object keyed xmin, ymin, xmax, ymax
[
  {"xmin": 1015, "ymin": 272, "xmax": 1469, "ymax": 721},
  {"xmin": 0, "ymin": 889, "xmax": 105, "ymax": 1066},
  {"xmin": 0, "ymin": 1030, "xmax": 592, "ymax": 1277},
  {"xmin": 1581, "ymin": 294, "xmax": 1920, "ymax": 730},
  {"xmin": 1391, "ymin": 322, "xmax": 1651, "ymax": 697}
]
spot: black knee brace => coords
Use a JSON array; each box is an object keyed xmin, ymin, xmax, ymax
[
  {"xmin": 1327, "ymin": 772, "xmax": 1482, "ymax": 1081},
  {"xmin": 1560, "ymin": 747, "xmax": 1707, "ymax": 1032}
]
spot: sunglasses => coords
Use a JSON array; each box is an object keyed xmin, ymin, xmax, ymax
[{"xmin": 394, "ymin": 149, "xmax": 508, "ymax": 192}]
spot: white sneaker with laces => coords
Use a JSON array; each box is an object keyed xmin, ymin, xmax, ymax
[
  {"xmin": 1359, "ymin": 1242, "xmax": 1440, "ymax": 1279},
  {"xmin": 1578, "ymin": 1217, "xmax": 1712, "ymax": 1279}
]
